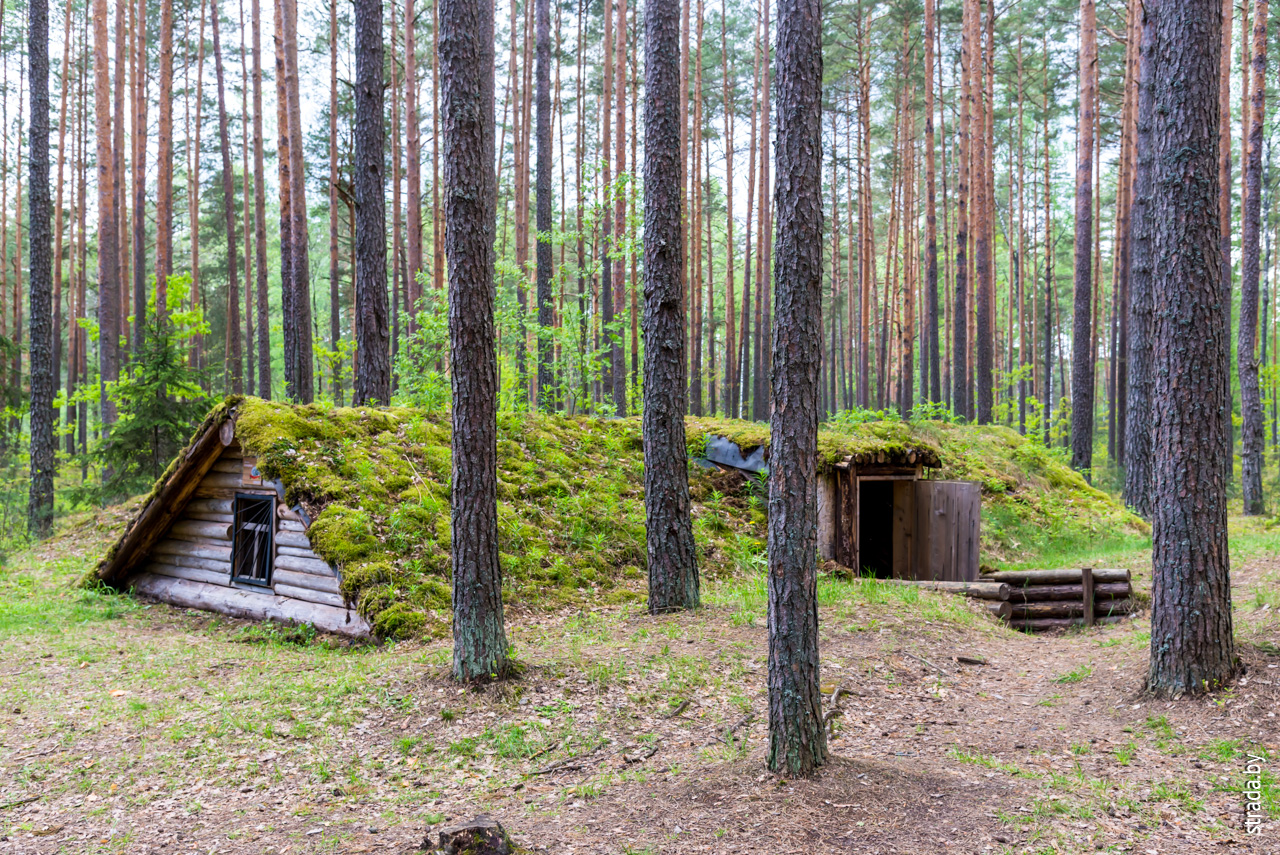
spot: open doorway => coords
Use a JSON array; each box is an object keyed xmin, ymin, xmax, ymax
[{"xmin": 857, "ymin": 479, "xmax": 894, "ymax": 578}]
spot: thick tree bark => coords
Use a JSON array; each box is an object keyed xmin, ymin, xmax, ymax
[
  {"xmin": 1070, "ymin": 0, "xmax": 1097, "ymax": 476},
  {"xmin": 275, "ymin": 0, "xmax": 293, "ymax": 394},
  {"xmin": 953, "ymin": 0, "xmax": 972, "ymax": 419},
  {"xmin": 281, "ymin": 0, "xmax": 313, "ymax": 401},
  {"xmin": 93, "ymin": 0, "xmax": 118, "ymax": 426},
  {"xmin": 612, "ymin": 0, "xmax": 628, "ymax": 416},
  {"xmin": 1238, "ymin": 0, "xmax": 1266, "ymax": 514},
  {"xmin": 644, "ymin": 0, "xmax": 699, "ymax": 614},
  {"xmin": 328, "ymin": 0, "xmax": 341, "ymax": 403},
  {"xmin": 722, "ymin": 8, "xmax": 736, "ymax": 418},
  {"xmin": 251, "ymin": 0, "xmax": 271, "ymax": 396},
  {"xmin": 535, "ymin": 0, "xmax": 554, "ymax": 410},
  {"xmin": 131, "ymin": 0, "xmax": 146, "ymax": 346},
  {"xmin": 1146, "ymin": 0, "xmax": 1236, "ymax": 696},
  {"xmin": 211, "ymin": 0, "xmax": 243, "ymax": 394},
  {"xmin": 28, "ymin": 0, "xmax": 53, "ymax": 537},
  {"xmin": 354, "ymin": 0, "xmax": 391, "ymax": 405},
  {"xmin": 1123, "ymin": 0, "xmax": 1155, "ymax": 517},
  {"xmin": 924, "ymin": 0, "xmax": 940, "ymax": 405},
  {"xmin": 156, "ymin": 0, "xmax": 174, "ymax": 297},
  {"xmin": 973, "ymin": 0, "xmax": 993, "ymax": 423},
  {"xmin": 767, "ymin": 0, "xmax": 825, "ymax": 778},
  {"xmin": 440, "ymin": 0, "xmax": 510, "ymax": 681},
  {"xmin": 406, "ymin": 0, "xmax": 422, "ymax": 322},
  {"xmin": 52, "ymin": 1, "xmax": 71, "ymax": 448}
]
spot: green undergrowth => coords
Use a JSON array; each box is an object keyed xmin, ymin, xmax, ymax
[{"xmin": 91, "ymin": 398, "xmax": 1142, "ymax": 640}]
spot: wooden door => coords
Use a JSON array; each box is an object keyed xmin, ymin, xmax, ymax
[{"xmin": 913, "ymin": 480, "xmax": 980, "ymax": 581}]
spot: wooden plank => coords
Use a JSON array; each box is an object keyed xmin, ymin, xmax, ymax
[
  {"xmin": 153, "ymin": 539, "xmax": 233, "ymax": 562},
  {"xmin": 186, "ymin": 511, "xmax": 235, "ymax": 524},
  {"xmin": 834, "ymin": 468, "xmax": 856, "ymax": 568},
  {"xmin": 191, "ymin": 485, "xmax": 277, "ymax": 500},
  {"xmin": 163, "ymin": 553, "xmax": 233, "ymax": 574},
  {"xmin": 273, "ymin": 583, "xmax": 348, "ymax": 609},
  {"xmin": 276, "ymin": 504, "xmax": 303, "ymax": 522},
  {"xmin": 275, "ymin": 553, "xmax": 334, "ymax": 575},
  {"xmin": 171, "ymin": 520, "xmax": 233, "ymax": 541},
  {"xmin": 1081, "ymin": 567, "xmax": 1096, "ymax": 628},
  {"xmin": 272, "ymin": 567, "xmax": 341, "ymax": 594},
  {"xmin": 984, "ymin": 568, "xmax": 1131, "ymax": 585},
  {"xmin": 211, "ymin": 458, "xmax": 243, "ymax": 474},
  {"xmin": 279, "ymin": 519, "xmax": 306, "ymax": 533},
  {"xmin": 145, "ymin": 561, "xmax": 229, "ymax": 587},
  {"xmin": 1007, "ymin": 582, "xmax": 1131, "ymax": 602},
  {"xmin": 200, "ymin": 472, "xmax": 249, "ymax": 491},
  {"xmin": 275, "ymin": 530, "xmax": 313, "ymax": 549},
  {"xmin": 130, "ymin": 573, "xmax": 370, "ymax": 637},
  {"xmin": 186, "ymin": 498, "xmax": 235, "ymax": 515},
  {"xmin": 1009, "ymin": 599, "xmax": 1137, "ymax": 619},
  {"xmin": 892, "ymin": 480, "xmax": 913, "ymax": 580},
  {"xmin": 276, "ymin": 545, "xmax": 322, "ymax": 559}
]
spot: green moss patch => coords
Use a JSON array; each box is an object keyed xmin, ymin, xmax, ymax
[{"xmin": 108, "ymin": 398, "xmax": 1142, "ymax": 639}]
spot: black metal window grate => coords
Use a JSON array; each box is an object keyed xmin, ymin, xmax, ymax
[{"xmin": 232, "ymin": 493, "xmax": 274, "ymax": 586}]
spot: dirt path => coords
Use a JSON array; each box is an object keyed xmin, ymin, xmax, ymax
[{"xmin": 0, "ymin": 539, "xmax": 1276, "ymax": 855}]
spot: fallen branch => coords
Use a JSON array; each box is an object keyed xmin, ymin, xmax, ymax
[
  {"xmin": 662, "ymin": 699, "xmax": 690, "ymax": 719},
  {"xmin": 0, "ymin": 796, "xmax": 39, "ymax": 811},
  {"xmin": 903, "ymin": 651, "xmax": 952, "ymax": 677}
]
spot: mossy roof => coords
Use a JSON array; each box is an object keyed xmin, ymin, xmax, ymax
[
  {"xmin": 98, "ymin": 397, "xmax": 1141, "ymax": 638},
  {"xmin": 685, "ymin": 417, "xmax": 943, "ymax": 470}
]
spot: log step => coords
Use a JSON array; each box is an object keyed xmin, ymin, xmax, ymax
[
  {"xmin": 983, "ymin": 568, "xmax": 1131, "ymax": 586},
  {"xmin": 131, "ymin": 573, "xmax": 370, "ymax": 637}
]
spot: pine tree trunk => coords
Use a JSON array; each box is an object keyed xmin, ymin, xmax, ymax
[
  {"xmin": 52, "ymin": 0, "xmax": 72, "ymax": 444},
  {"xmin": 390, "ymin": 3, "xmax": 402, "ymax": 388},
  {"xmin": 406, "ymin": 0, "xmax": 422, "ymax": 323},
  {"xmin": 156, "ymin": 0, "xmax": 174, "ymax": 299},
  {"xmin": 1123, "ymin": 0, "xmax": 1155, "ymax": 515},
  {"xmin": 211, "ymin": 0, "xmax": 243, "ymax": 394},
  {"xmin": 353, "ymin": 0, "xmax": 391, "ymax": 405},
  {"xmin": 973, "ymin": 0, "xmax": 993, "ymax": 423},
  {"xmin": 131, "ymin": 0, "xmax": 146, "ymax": 346},
  {"xmin": 274, "ymin": 0, "xmax": 293, "ymax": 393},
  {"xmin": 329, "ymin": 0, "xmax": 341, "ymax": 402},
  {"xmin": 535, "ymin": 0, "xmax": 554, "ymax": 410},
  {"xmin": 768, "ymin": 0, "xmax": 826, "ymax": 778},
  {"xmin": 238, "ymin": 0, "xmax": 255, "ymax": 397},
  {"xmin": 924, "ymin": 0, "xmax": 940, "ymax": 405},
  {"xmin": 27, "ymin": 0, "xmax": 53, "ymax": 537},
  {"xmin": 644, "ymin": 0, "xmax": 699, "ymax": 613},
  {"xmin": 1146, "ymin": 0, "xmax": 1236, "ymax": 696},
  {"xmin": 1070, "ymin": 0, "xmax": 1096, "ymax": 475},
  {"xmin": 252, "ymin": 0, "xmax": 270, "ymax": 396},
  {"xmin": 93, "ymin": 0, "xmax": 119, "ymax": 426},
  {"xmin": 440, "ymin": 0, "xmax": 510, "ymax": 681},
  {"xmin": 613, "ymin": 0, "xmax": 628, "ymax": 416},
  {"xmin": 722, "ymin": 8, "xmax": 736, "ymax": 418},
  {"xmin": 954, "ymin": 0, "xmax": 973, "ymax": 418},
  {"xmin": 282, "ymin": 0, "xmax": 313, "ymax": 401},
  {"xmin": 1238, "ymin": 0, "xmax": 1266, "ymax": 513}
]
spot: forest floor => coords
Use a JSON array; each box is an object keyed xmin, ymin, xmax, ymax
[{"xmin": 0, "ymin": 516, "xmax": 1277, "ymax": 855}]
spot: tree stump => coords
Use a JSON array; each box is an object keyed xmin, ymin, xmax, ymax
[{"xmin": 434, "ymin": 815, "xmax": 513, "ymax": 855}]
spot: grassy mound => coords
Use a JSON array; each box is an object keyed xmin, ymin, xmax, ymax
[{"xmin": 92, "ymin": 398, "xmax": 1144, "ymax": 639}]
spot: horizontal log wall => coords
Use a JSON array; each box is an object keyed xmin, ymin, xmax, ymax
[{"xmin": 129, "ymin": 444, "xmax": 361, "ymax": 635}]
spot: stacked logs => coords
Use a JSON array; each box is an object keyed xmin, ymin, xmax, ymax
[
  {"xmin": 887, "ymin": 569, "xmax": 1136, "ymax": 632},
  {"xmin": 982, "ymin": 568, "xmax": 1135, "ymax": 631}
]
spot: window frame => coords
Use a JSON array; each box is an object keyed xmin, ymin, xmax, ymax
[{"xmin": 230, "ymin": 492, "xmax": 276, "ymax": 588}]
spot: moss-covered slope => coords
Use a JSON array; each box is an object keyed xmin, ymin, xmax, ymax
[{"xmin": 120, "ymin": 398, "xmax": 1144, "ymax": 638}]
